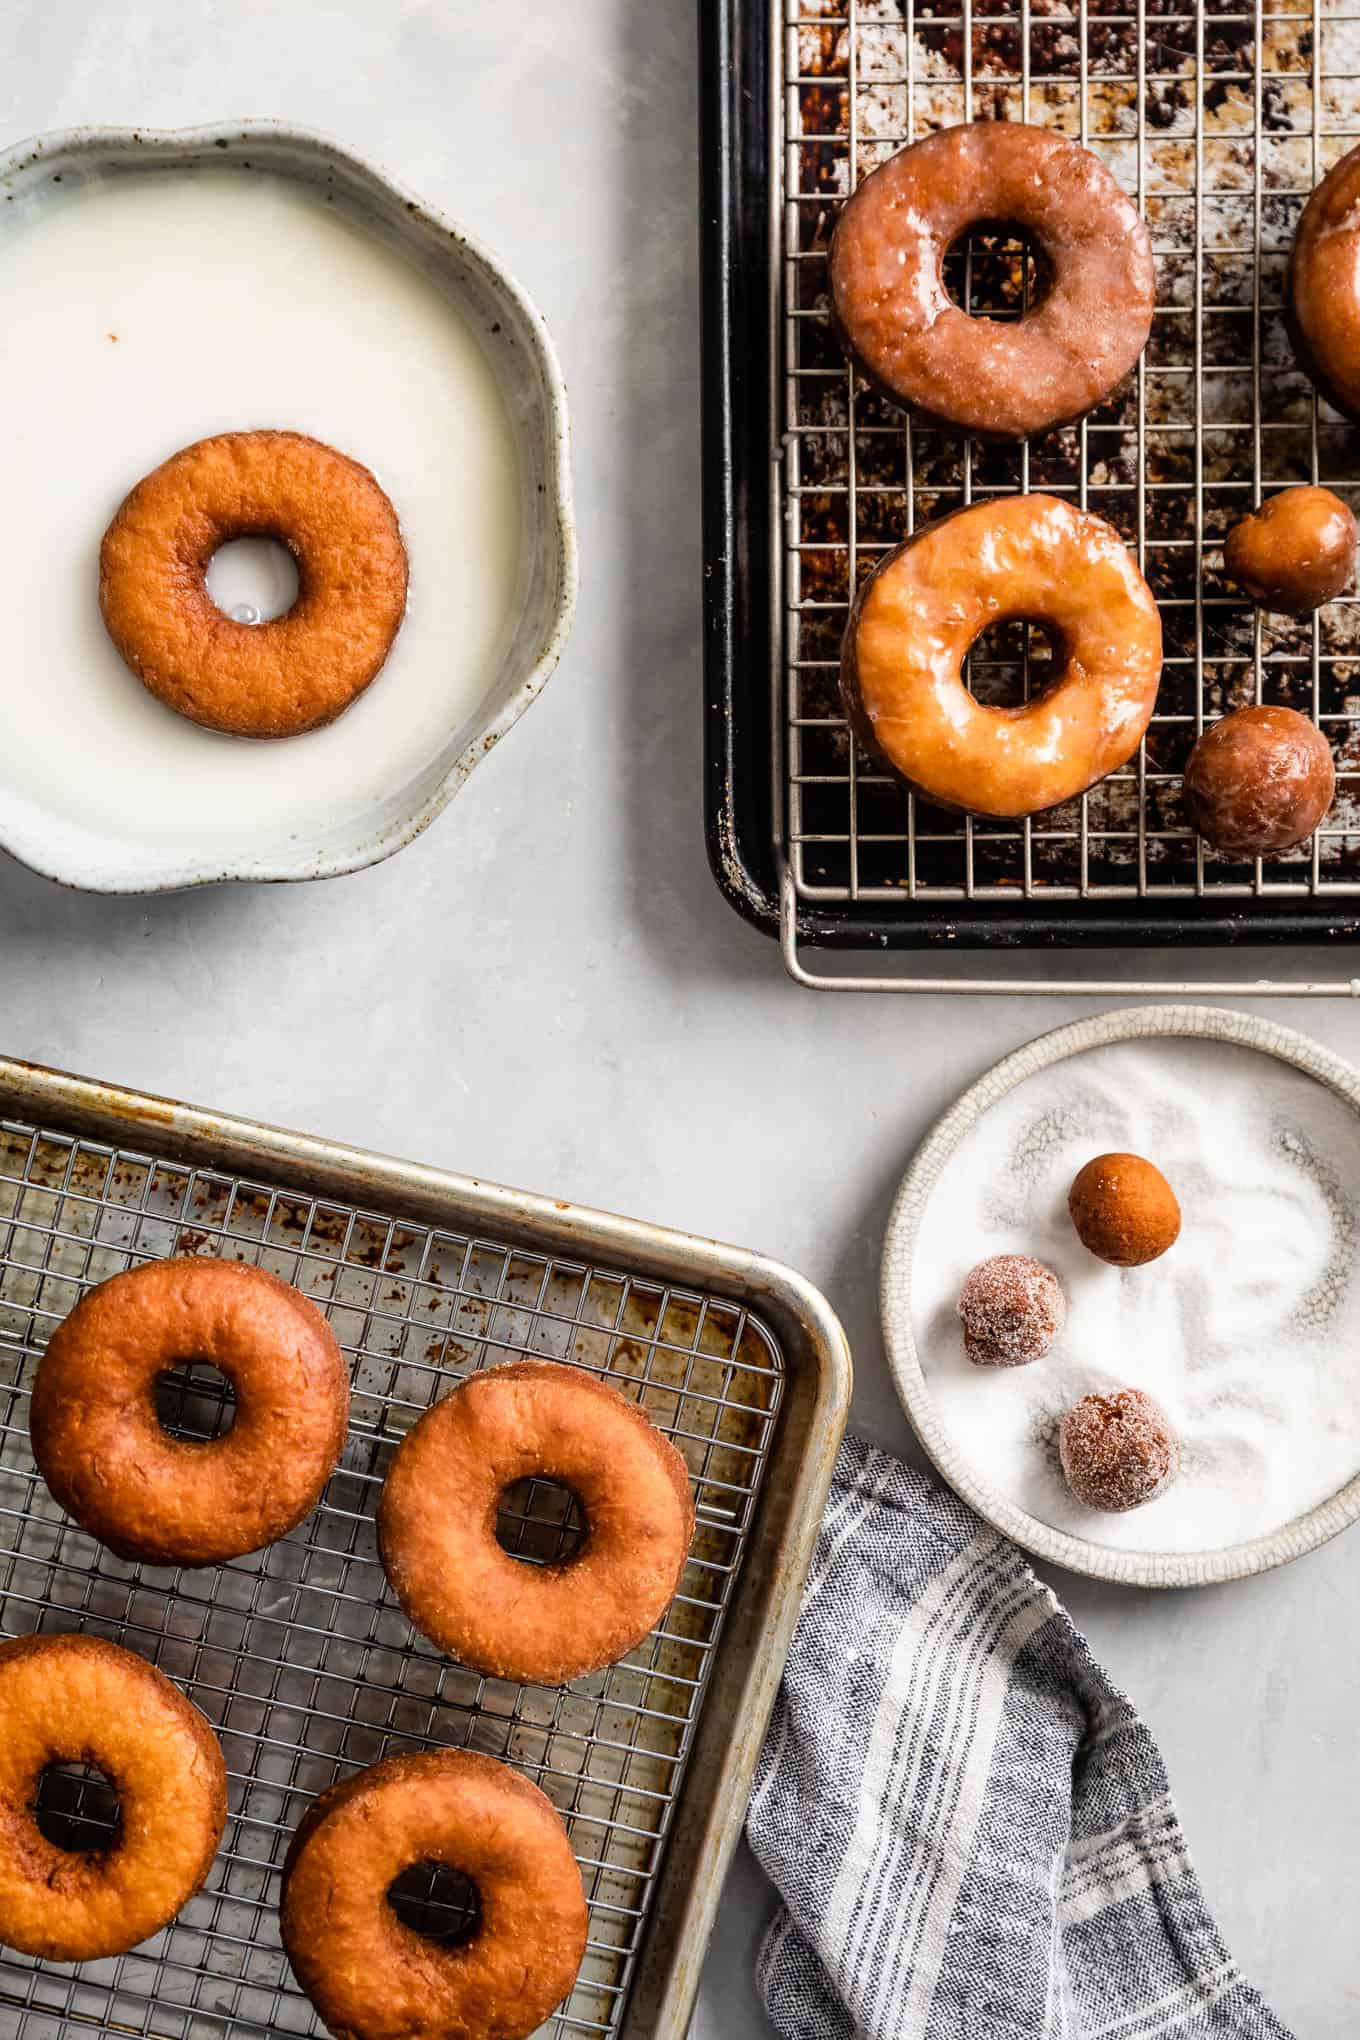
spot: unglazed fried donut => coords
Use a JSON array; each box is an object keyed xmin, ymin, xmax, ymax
[
  {"xmin": 841, "ymin": 494, "xmax": 1163, "ymax": 818},
  {"xmin": 377, "ymin": 1360, "xmax": 694, "ymax": 1685},
  {"xmin": 280, "ymin": 1750, "xmax": 587, "ymax": 2040},
  {"xmin": 99, "ymin": 430, "xmax": 408, "ymax": 736},
  {"xmin": 829, "ymin": 122, "xmax": 1156, "ymax": 438},
  {"xmin": 0, "ymin": 1633, "xmax": 226, "ymax": 1961},
  {"xmin": 1287, "ymin": 143, "xmax": 1360, "ymax": 421},
  {"xmin": 30, "ymin": 1257, "xmax": 350, "ymax": 1566}
]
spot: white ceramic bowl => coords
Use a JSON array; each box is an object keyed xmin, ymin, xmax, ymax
[
  {"xmin": 881, "ymin": 1003, "xmax": 1360, "ymax": 1588},
  {"xmin": 0, "ymin": 122, "xmax": 577, "ymax": 892}
]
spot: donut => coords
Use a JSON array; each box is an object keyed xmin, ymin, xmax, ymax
[
  {"xmin": 377, "ymin": 1360, "xmax": 694, "ymax": 1685},
  {"xmin": 1287, "ymin": 143, "xmax": 1360, "ymax": 421},
  {"xmin": 280, "ymin": 1749, "xmax": 587, "ymax": 2040},
  {"xmin": 1223, "ymin": 487, "xmax": 1356, "ymax": 615},
  {"xmin": 99, "ymin": 430, "xmax": 408, "ymax": 737},
  {"xmin": 0, "ymin": 1632, "xmax": 226, "ymax": 1961},
  {"xmin": 828, "ymin": 122, "xmax": 1156, "ymax": 438},
  {"xmin": 29, "ymin": 1257, "xmax": 350, "ymax": 1566},
  {"xmin": 1183, "ymin": 704, "xmax": 1335, "ymax": 856},
  {"xmin": 841, "ymin": 494, "xmax": 1163, "ymax": 817}
]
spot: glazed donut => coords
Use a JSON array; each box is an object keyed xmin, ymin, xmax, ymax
[
  {"xmin": 377, "ymin": 1360, "xmax": 694, "ymax": 1685},
  {"xmin": 30, "ymin": 1257, "xmax": 350, "ymax": 1566},
  {"xmin": 1287, "ymin": 143, "xmax": 1360, "ymax": 421},
  {"xmin": 841, "ymin": 493, "xmax": 1163, "ymax": 817},
  {"xmin": 829, "ymin": 122, "xmax": 1156, "ymax": 438},
  {"xmin": 0, "ymin": 1633, "xmax": 226, "ymax": 1961},
  {"xmin": 99, "ymin": 430, "xmax": 408, "ymax": 737},
  {"xmin": 280, "ymin": 1749, "xmax": 587, "ymax": 2040}
]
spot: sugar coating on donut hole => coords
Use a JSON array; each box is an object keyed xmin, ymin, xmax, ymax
[
  {"xmin": 99, "ymin": 429, "xmax": 408, "ymax": 738},
  {"xmin": 1058, "ymin": 1388, "xmax": 1182, "ymax": 1512},
  {"xmin": 841, "ymin": 494, "xmax": 1163, "ymax": 819},
  {"xmin": 829, "ymin": 121, "xmax": 1155, "ymax": 439},
  {"xmin": 280, "ymin": 1749, "xmax": 587, "ymax": 2040},
  {"xmin": 0, "ymin": 1632, "xmax": 226, "ymax": 1961},
  {"xmin": 377, "ymin": 1359, "xmax": 695, "ymax": 1686},
  {"xmin": 957, "ymin": 1254, "xmax": 1065, "ymax": 1367},
  {"xmin": 1068, "ymin": 1152, "xmax": 1181, "ymax": 1266}
]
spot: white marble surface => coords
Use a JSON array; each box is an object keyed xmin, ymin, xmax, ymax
[{"xmin": 0, "ymin": 4, "xmax": 1354, "ymax": 2033}]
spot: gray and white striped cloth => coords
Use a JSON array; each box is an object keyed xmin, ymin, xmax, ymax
[{"xmin": 746, "ymin": 1436, "xmax": 1293, "ymax": 2040}]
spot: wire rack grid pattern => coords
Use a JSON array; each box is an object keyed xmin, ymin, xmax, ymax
[
  {"xmin": 781, "ymin": 0, "xmax": 1360, "ymax": 911},
  {"xmin": 0, "ymin": 1115, "xmax": 783, "ymax": 2040}
]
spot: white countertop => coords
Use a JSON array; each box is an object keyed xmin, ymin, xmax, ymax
[{"xmin": 1, "ymin": 4, "xmax": 1354, "ymax": 2032}]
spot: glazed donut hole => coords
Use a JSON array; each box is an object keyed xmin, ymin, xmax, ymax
[
  {"xmin": 387, "ymin": 1859, "xmax": 482, "ymax": 1949},
  {"xmin": 33, "ymin": 1760, "xmax": 122, "ymax": 1855},
  {"xmin": 153, "ymin": 1357, "xmax": 237, "ymax": 1442}
]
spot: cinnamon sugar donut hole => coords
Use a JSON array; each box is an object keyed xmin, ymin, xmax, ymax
[
  {"xmin": 1058, "ymin": 1389, "xmax": 1181, "ymax": 1512},
  {"xmin": 99, "ymin": 430, "xmax": 407, "ymax": 737},
  {"xmin": 957, "ymin": 1255, "xmax": 1065, "ymax": 1367},
  {"xmin": 829, "ymin": 122, "xmax": 1155, "ymax": 439},
  {"xmin": 0, "ymin": 1633, "xmax": 226, "ymax": 1961},
  {"xmin": 378, "ymin": 1360, "xmax": 694, "ymax": 1685},
  {"xmin": 1068, "ymin": 1154, "xmax": 1181, "ymax": 1267},
  {"xmin": 280, "ymin": 1750, "xmax": 587, "ymax": 2040}
]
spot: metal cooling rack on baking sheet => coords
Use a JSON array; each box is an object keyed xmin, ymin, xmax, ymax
[
  {"xmin": 0, "ymin": 1059, "xmax": 849, "ymax": 2040},
  {"xmin": 701, "ymin": 0, "xmax": 1360, "ymax": 991}
]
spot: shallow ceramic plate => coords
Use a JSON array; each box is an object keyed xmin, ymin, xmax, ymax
[
  {"xmin": 0, "ymin": 122, "xmax": 577, "ymax": 892},
  {"xmin": 881, "ymin": 1003, "xmax": 1360, "ymax": 1587}
]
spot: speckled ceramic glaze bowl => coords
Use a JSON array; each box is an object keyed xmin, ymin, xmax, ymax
[
  {"xmin": 0, "ymin": 122, "xmax": 577, "ymax": 892},
  {"xmin": 881, "ymin": 1003, "xmax": 1360, "ymax": 1588}
]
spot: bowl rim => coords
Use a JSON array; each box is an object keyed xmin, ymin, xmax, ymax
[
  {"xmin": 880, "ymin": 1001, "xmax": 1360, "ymax": 1588},
  {"xmin": 0, "ymin": 118, "xmax": 578, "ymax": 894}
]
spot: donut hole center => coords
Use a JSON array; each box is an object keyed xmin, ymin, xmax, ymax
[
  {"xmin": 495, "ymin": 1475, "xmax": 587, "ymax": 1567},
  {"xmin": 964, "ymin": 615, "xmax": 1066, "ymax": 708},
  {"xmin": 34, "ymin": 1760, "xmax": 122, "ymax": 1854},
  {"xmin": 155, "ymin": 1360, "xmax": 237, "ymax": 1443},
  {"xmin": 942, "ymin": 220, "xmax": 1051, "ymax": 321},
  {"xmin": 205, "ymin": 536, "xmax": 300, "ymax": 625},
  {"xmin": 387, "ymin": 1860, "xmax": 481, "ymax": 1948}
]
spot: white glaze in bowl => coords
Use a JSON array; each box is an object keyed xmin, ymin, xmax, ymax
[{"xmin": 0, "ymin": 123, "xmax": 577, "ymax": 892}]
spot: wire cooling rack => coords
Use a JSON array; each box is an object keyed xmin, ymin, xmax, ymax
[
  {"xmin": 772, "ymin": 0, "xmax": 1360, "ymax": 982},
  {"xmin": 0, "ymin": 1111, "xmax": 784, "ymax": 2040}
]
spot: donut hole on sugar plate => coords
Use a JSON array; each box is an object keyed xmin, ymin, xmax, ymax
[
  {"xmin": 203, "ymin": 534, "xmax": 300, "ymax": 626},
  {"xmin": 963, "ymin": 616, "xmax": 1064, "ymax": 709},
  {"xmin": 33, "ymin": 1761, "xmax": 122, "ymax": 1854},
  {"xmin": 494, "ymin": 1474, "xmax": 587, "ymax": 1566},
  {"xmin": 941, "ymin": 220, "xmax": 1051, "ymax": 322},
  {"xmin": 386, "ymin": 1861, "xmax": 482, "ymax": 1949},
  {"xmin": 153, "ymin": 1359, "xmax": 237, "ymax": 1443}
]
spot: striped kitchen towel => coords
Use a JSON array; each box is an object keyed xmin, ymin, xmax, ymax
[{"xmin": 746, "ymin": 1435, "xmax": 1293, "ymax": 2040}]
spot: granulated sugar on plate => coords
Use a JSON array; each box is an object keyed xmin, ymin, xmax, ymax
[{"xmin": 909, "ymin": 1038, "xmax": 1360, "ymax": 1553}]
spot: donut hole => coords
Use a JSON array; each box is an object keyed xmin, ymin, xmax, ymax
[
  {"xmin": 154, "ymin": 1360, "xmax": 237, "ymax": 1443},
  {"xmin": 964, "ymin": 616, "xmax": 1066, "ymax": 707},
  {"xmin": 495, "ymin": 1474, "xmax": 587, "ymax": 1566},
  {"xmin": 942, "ymin": 220, "xmax": 1051, "ymax": 321},
  {"xmin": 204, "ymin": 535, "xmax": 300, "ymax": 625},
  {"xmin": 387, "ymin": 1860, "xmax": 481, "ymax": 1947},
  {"xmin": 34, "ymin": 1760, "xmax": 122, "ymax": 1854}
]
